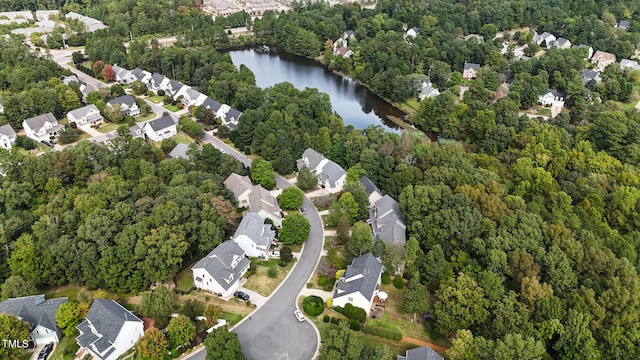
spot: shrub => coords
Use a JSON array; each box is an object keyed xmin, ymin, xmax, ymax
[
  {"xmin": 325, "ymin": 298, "xmax": 333, "ymax": 308},
  {"xmin": 323, "ymin": 315, "xmax": 330, "ymax": 323},
  {"xmin": 317, "ymin": 275, "xmax": 328, "ymax": 287},
  {"xmin": 302, "ymin": 296, "xmax": 324, "ymax": 316},
  {"xmin": 171, "ymin": 349, "xmax": 179, "ymax": 358},
  {"xmin": 335, "ymin": 269, "xmax": 345, "ymax": 279},
  {"xmin": 348, "ymin": 319, "xmax": 362, "ymax": 331},
  {"xmin": 393, "ymin": 275, "xmax": 405, "ymax": 289},
  {"xmin": 330, "ymin": 317, "xmax": 337, "ymax": 324},
  {"xmin": 244, "ymin": 147, "xmax": 251, "ymax": 155},
  {"xmin": 381, "ymin": 272, "xmax": 391, "ymax": 285},
  {"xmin": 323, "ymin": 277, "xmax": 336, "ymax": 292},
  {"xmin": 361, "ymin": 325, "xmax": 403, "ymax": 341},
  {"xmin": 157, "ymin": 89, "xmax": 165, "ymax": 96},
  {"xmin": 268, "ymin": 267, "xmax": 278, "ymax": 278},
  {"xmin": 334, "ymin": 303, "xmax": 366, "ymax": 324}
]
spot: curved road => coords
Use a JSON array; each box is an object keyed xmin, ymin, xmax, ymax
[{"xmin": 195, "ymin": 133, "xmax": 324, "ymax": 360}]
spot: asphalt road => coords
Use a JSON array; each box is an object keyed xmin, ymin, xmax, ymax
[{"xmin": 196, "ymin": 133, "xmax": 324, "ymax": 360}]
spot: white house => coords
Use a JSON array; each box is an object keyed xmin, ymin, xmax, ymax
[
  {"xmin": 418, "ymin": 81, "xmax": 440, "ymax": 100},
  {"xmin": 75, "ymin": 299, "xmax": 143, "ymax": 360},
  {"xmin": 591, "ymin": 51, "xmax": 617, "ymax": 72},
  {"xmin": 620, "ymin": 59, "xmax": 640, "ymax": 71},
  {"xmin": 224, "ymin": 173, "xmax": 253, "ymax": 207},
  {"xmin": 462, "ymin": 63, "xmax": 480, "ymax": 80},
  {"xmin": 112, "ymin": 64, "xmax": 136, "ymax": 84},
  {"xmin": 360, "ymin": 176, "xmax": 383, "ymax": 206},
  {"xmin": 106, "ymin": 95, "xmax": 140, "ymax": 117},
  {"xmin": 296, "ymin": 148, "xmax": 347, "ymax": 194},
  {"xmin": 67, "ymin": 104, "xmax": 102, "ymax": 127},
  {"xmin": 224, "ymin": 173, "xmax": 283, "ymax": 227},
  {"xmin": 333, "ymin": 253, "xmax": 383, "ymax": 315},
  {"xmin": 370, "ymin": 195, "xmax": 407, "ymax": 246},
  {"xmin": 192, "ymin": 240, "xmax": 251, "ymax": 296},
  {"xmin": 533, "ymin": 31, "xmax": 556, "ymax": 47},
  {"xmin": 552, "ymin": 37, "xmax": 571, "ymax": 49},
  {"xmin": 538, "ymin": 89, "xmax": 565, "ymax": 107},
  {"xmin": 166, "ymin": 79, "xmax": 188, "ymax": 99},
  {"xmin": 571, "ymin": 44, "xmax": 594, "ymax": 60},
  {"xmin": 129, "ymin": 124, "xmax": 144, "ymax": 139},
  {"xmin": 181, "ymin": 88, "xmax": 207, "ymax": 107},
  {"xmin": 143, "ymin": 116, "xmax": 177, "ymax": 142},
  {"xmin": 0, "ymin": 295, "xmax": 68, "ymax": 345},
  {"xmin": 232, "ymin": 212, "xmax": 276, "ymax": 258},
  {"xmin": 149, "ymin": 73, "xmax": 170, "ymax": 93},
  {"xmin": 0, "ymin": 124, "xmax": 17, "ymax": 150},
  {"xmin": 406, "ymin": 27, "xmax": 420, "ymax": 38},
  {"xmin": 131, "ymin": 68, "xmax": 152, "ymax": 84},
  {"xmin": 23, "ymin": 113, "xmax": 64, "ymax": 142},
  {"xmin": 221, "ymin": 107, "xmax": 242, "ymax": 130}
]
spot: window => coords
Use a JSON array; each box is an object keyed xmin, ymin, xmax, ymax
[{"xmin": 348, "ymin": 297, "xmax": 353, "ymax": 302}]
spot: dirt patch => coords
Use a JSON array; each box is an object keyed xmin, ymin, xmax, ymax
[
  {"xmin": 243, "ymin": 263, "xmax": 292, "ymax": 297},
  {"xmin": 401, "ymin": 336, "xmax": 448, "ymax": 353}
]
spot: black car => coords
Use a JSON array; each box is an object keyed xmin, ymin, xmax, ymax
[
  {"xmin": 234, "ymin": 291, "xmax": 250, "ymax": 301},
  {"xmin": 37, "ymin": 343, "xmax": 54, "ymax": 360},
  {"xmin": 300, "ymin": 207, "xmax": 307, "ymax": 215}
]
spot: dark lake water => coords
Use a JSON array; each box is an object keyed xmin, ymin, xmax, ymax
[{"xmin": 227, "ymin": 47, "xmax": 405, "ymax": 132}]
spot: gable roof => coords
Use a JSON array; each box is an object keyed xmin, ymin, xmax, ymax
[
  {"xmin": 296, "ymin": 148, "xmax": 326, "ymax": 171},
  {"xmin": 397, "ymin": 346, "xmax": 444, "ymax": 360},
  {"xmin": 167, "ymin": 80, "xmax": 185, "ymax": 96},
  {"xmin": 107, "ymin": 95, "xmax": 136, "ymax": 107},
  {"xmin": 542, "ymin": 88, "xmax": 565, "ymax": 99},
  {"xmin": 247, "ymin": 185, "xmax": 281, "ymax": 219},
  {"xmin": 151, "ymin": 72, "xmax": 168, "ymax": 87},
  {"xmin": 168, "ymin": 143, "xmax": 190, "ymax": 160},
  {"xmin": 203, "ymin": 97, "xmax": 222, "ymax": 112},
  {"xmin": 77, "ymin": 299, "xmax": 142, "ymax": 357},
  {"xmin": 224, "ymin": 108, "xmax": 242, "ymax": 124},
  {"xmin": 61, "ymin": 75, "xmax": 79, "ymax": 86},
  {"xmin": 68, "ymin": 104, "xmax": 100, "ymax": 119},
  {"xmin": 224, "ymin": 173, "xmax": 253, "ymax": 198},
  {"xmin": 146, "ymin": 116, "xmax": 175, "ymax": 132},
  {"xmin": 0, "ymin": 295, "xmax": 67, "ymax": 332},
  {"xmin": 360, "ymin": 175, "xmax": 380, "ymax": 195},
  {"xmin": 370, "ymin": 195, "xmax": 407, "ymax": 245},
  {"xmin": 617, "ymin": 20, "xmax": 631, "ymax": 29},
  {"xmin": 318, "ymin": 161, "xmax": 347, "ymax": 188},
  {"xmin": 555, "ymin": 37, "xmax": 570, "ymax": 47},
  {"xmin": 193, "ymin": 241, "xmax": 251, "ymax": 291},
  {"xmin": 620, "ymin": 59, "xmax": 640, "ymax": 71},
  {"xmin": 334, "ymin": 253, "xmax": 383, "ymax": 302},
  {"xmin": 24, "ymin": 113, "xmax": 57, "ymax": 132},
  {"xmin": 581, "ymin": 68, "xmax": 599, "ymax": 81},
  {"xmin": 463, "ymin": 63, "xmax": 480, "ymax": 71},
  {"xmin": 592, "ymin": 50, "xmax": 616, "ymax": 62},
  {"xmin": 233, "ymin": 212, "xmax": 275, "ymax": 250},
  {"xmin": 0, "ymin": 123, "xmax": 16, "ymax": 137},
  {"xmin": 131, "ymin": 68, "xmax": 150, "ymax": 81},
  {"xmin": 184, "ymin": 88, "xmax": 204, "ymax": 101}
]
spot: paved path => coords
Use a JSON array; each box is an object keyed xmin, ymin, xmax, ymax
[{"xmin": 298, "ymin": 288, "xmax": 333, "ymax": 301}]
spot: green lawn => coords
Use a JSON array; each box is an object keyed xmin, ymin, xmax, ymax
[
  {"xmin": 221, "ymin": 311, "xmax": 244, "ymax": 325},
  {"xmin": 136, "ymin": 112, "xmax": 157, "ymax": 122},
  {"xmin": 77, "ymin": 129, "xmax": 92, "ymax": 140},
  {"xmin": 164, "ymin": 104, "xmax": 179, "ymax": 112},
  {"xmin": 48, "ymin": 334, "xmax": 78, "ymax": 360},
  {"xmin": 45, "ymin": 287, "xmax": 80, "ymax": 302},
  {"xmin": 175, "ymin": 266, "xmax": 195, "ymax": 292},
  {"xmin": 536, "ymin": 107, "xmax": 552, "ymax": 116},
  {"xmin": 146, "ymin": 95, "xmax": 164, "ymax": 103},
  {"xmin": 97, "ymin": 122, "xmax": 123, "ymax": 133},
  {"xmin": 173, "ymin": 132, "xmax": 193, "ymax": 144}
]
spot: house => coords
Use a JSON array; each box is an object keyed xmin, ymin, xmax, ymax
[
  {"xmin": 620, "ymin": 59, "xmax": 640, "ymax": 71},
  {"xmin": 192, "ymin": 240, "xmax": 251, "ymax": 296},
  {"xmin": 106, "ymin": 95, "xmax": 140, "ymax": 117},
  {"xmin": 143, "ymin": 116, "xmax": 177, "ymax": 142},
  {"xmin": 0, "ymin": 295, "xmax": 68, "ymax": 345},
  {"xmin": 462, "ymin": 63, "xmax": 480, "ymax": 80},
  {"xmin": 591, "ymin": 51, "xmax": 617, "ymax": 72},
  {"xmin": 464, "ymin": 34, "xmax": 484, "ymax": 42},
  {"xmin": 334, "ymin": 46, "xmax": 353, "ymax": 58},
  {"xmin": 149, "ymin": 73, "xmax": 170, "ymax": 93},
  {"xmin": 571, "ymin": 44, "xmax": 594, "ymax": 59},
  {"xmin": 533, "ymin": 31, "xmax": 556, "ymax": 47},
  {"xmin": 224, "ymin": 173, "xmax": 283, "ymax": 227},
  {"xmin": 203, "ymin": 97, "xmax": 222, "ymax": 115},
  {"xmin": 333, "ymin": 253, "xmax": 383, "ymax": 315},
  {"xmin": 166, "ymin": 79, "xmax": 188, "ymax": 99},
  {"xmin": 129, "ymin": 124, "xmax": 144, "ymax": 139},
  {"xmin": 581, "ymin": 68, "xmax": 601, "ymax": 84},
  {"xmin": 224, "ymin": 173, "xmax": 253, "ymax": 208},
  {"xmin": 0, "ymin": 124, "xmax": 16, "ymax": 150},
  {"xmin": 397, "ymin": 346, "xmax": 444, "ymax": 360},
  {"xmin": 65, "ymin": 12, "xmax": 107, "ymax": 32},
  {"xmin": 112, "ymin": 64, "xmax": 136, "ymax": 84},
  {"xmin": 222, "ymin": 108, "xmax": 242, "ymax": 130},
  {"xmin": 406, "ymin": 27, "xmax": 420, "ymax": 38},
  {"xmin": 370, "ymin": 195, "xmax": 407, "ymax": 246},
  {"xmin": 181, "ymin": 88, "xmax": 207, "ymax": 108},
  {"xmin": 67, "ymin": 104, "xmax": 102, "ymax": 127},
  {"xmin": 88, "ymin": 132, "xmax": 116, "ymax": 145},
  {"xmin": 616, "ymin": 20, "xmax": 631, "ymax": 31},
  {"xmin": 342, "ymin": 30, "xmax": 355, "ymax": 40},
  {"xmin": 80, "ymin": 83, "xmax": 96, "ymax": 103},
  {"xmin": 418, "ymin": 81, "xmax": 440, "ymax": 100},
  {"xmin": 131, "ymin": 68, "xmax": 152, "ymax": 84},
  {"xmin": 23, "ymin": 113, "xmax": 64, "ymax": 142},
  {"xmin": 360, "ymin": 175, "xmax": 383, "ymax": 206},
  {"xmin": 538, "ymin": 89, "xmax": 565, "ymax": 107},
  {"xmin": 553, "ymin": 37, "xmax": 571, "ymax": 49},
  {"xmin": 168, "ymin": 143, "xmax": 190, "ymax": 160},
  {"xmin": 61, "ymin": 75, "xmax": 79, "ymax": 86},
  {"xmin": 75, "ymin": 299, "xmax": 143, "ymax": 360},
  {"xmin": 296, "ymin": 148, "xmax": 347, "ymax": 194},
  {"xmin": 232, "ymin": 212, "xmax": 276, "ymax": 258}
]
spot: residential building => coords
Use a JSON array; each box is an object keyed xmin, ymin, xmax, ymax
[
  {"xmin": 192, "ymin": 240, "xmax": 251, "ymax": 296},
  {"xmin": 106, "ymin": 95, "xmax": 140, "ymax": 117},
  {"xmin": 333, "ymin": 253, "xmax": 383, "ymax": 315},
  {"xmin": 203, "ymin": 0, "xmax": 242, "ymax": 16},
  {"xmin": 143, "ymin": 116, "xmax": 177, "ymax": 142},
  {"xmin": 35, "ymin": 10, "xmax": 59, "ymax": 21},
  {"xmin": 553, "ymin": 37, "xmax": 571, "ymax": 49},
  {"xmin": 0, "ymin": 124, "xmax": 16, "ymax": 150},
  {"xmin": 370, "ymin": 195, "xmax": 407, "ymax": 246},
  {"xmin": 360, "ymin": 175, "xmax": 383, "ymax": 206},
  {"xmin": 581, "ymin": 68, "xmax": 601, "ymax": 84},
  {"xmin": 224, "ymin": 173, "xmax": 253, "ymax": 208},
  {"xmin": 334, "ymin": 46, "xmax": 353, "ymax": 58},
  {"xmin": 616, "ymin": 20, "xmax": 631, "ymax": 31},
  {"xmin": 224, "ymin": 173, "xmax": 283, "ymax": 227},
  {"xmin": 65, "ymin": 12, "xmax": 107, "ymax": 32},
  {"xmin": 88, "ymin": 132, "xmax": 116, "ymax": 145},
  {"xmin": 571, "ymin": 44, "xmax": 594, "ymax": 60},
  {"xmin": 462, "ymin": 63, "xmax": 480, "ymax": 80},
  {"xmin": 591, "ymin": 51, "xmax": 617, "ymax": 72},
  {"xmin": 149, "ymin": 73, "xmax": 170, "ymax": 93},
  {"xmin": 131, "ymin": 68, "xmax": 152, "ymax": 84},
  {"xmin": 67, "ymin": 104, "xmax": 102, "ymax": 127},
  {"xmin": 222, "ymin": 108, "xmax": 242, "ymax": 130},
  {"xmin": 620, "ymin": 59, "xmax": 640, "ymax": 71},
  {"xmin": 464, "ymin": 34, "xmax": 484, "ymax": 42},
  {"xmin": 80, "ymin": 83, "xmax": 96, "ymax": 103},
  {"xmin": 181, "ymin": 88, "xmax": 207, "ymax": 108},
  {"xmin": 538, "ymin": 89, "xmax": 565, "ymax": 107},
  {"xmin": 397, "ymin": 346, "xmax": 444, "ymax": 360},
  {"xmin": 418, "ymin": 81, "xmax": 440, "ymax": 100},
  {"xmin": 232, "ymin": 212, "xmax": 276, "ymax": 258},
  {"xmin": 23, "ymin": 113, "xmax": 64, "ymax": 142},
  {"xmin": 168, "ymin": 143, "xmax": 190, "ymax": 160},
  {"xmin": 203, "ymin": 97, "xmax": 222, "ymax": 115},
  {"xmin": 0, "ymin": 295, "xmax": 67, "ymax": 345},
  {"xmin": 296, "ymin": 148, "xmax": 347, "ymax": 194},
  {"xmin": 61, "ymin": 75, "xmax": 79, "ymax": 86},
  {"xmin": 166, "ymin": 79, "xmax": 188, "ymax": 99},
  {"xmin": 75, "ymin": 299, "xmax": 143, "ymax": 360},
  {"xmin": 129, "ymin": 124, "xmax": 144, "ymax": 139},
  {"xmin": 406, "ymin": 27, "xmax": 420, "ymax": 38},
  {"xmin": 342, "ymin": 30, "xmax": 355, "ymax": 40},
  {"xmin": 112, "ymin": 64, "xmax": 136, "ymax": 84},
  {"xmin": 533, "ymin": 31, "xmax": 556, "ymax": 46}
]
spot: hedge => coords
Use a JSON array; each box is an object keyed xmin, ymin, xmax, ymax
[
  {"xmin": 361, "ymin": 325, "xmax": 403, "ymax": 341},
  {"xmin": 334, "ymin": 303, "xmax": 366, "ymax": 324},
  {"xmin": 381, "ymin": 272, "xmax": 391, "ymax": 285}
]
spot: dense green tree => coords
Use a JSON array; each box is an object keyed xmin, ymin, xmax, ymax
[
  {"xmin": 277, "ymin": 187, "xmax": 304, "ymax": 210},
  {"xmin": 135, "ymin": 328, "xmax": 169, "ymax": 360},
  {"xmin": 0, "ymin": 275, "xmax": 36, "ymax": 300},
  {"xmin": 250, "ymin": 157, "xmax": 276, "ymax": 190},
  {"xmin": 0, "ymin": 314, "xmax": 29, "ymax": 360},
  {"xmin": 434, "ymin": 273, "xmax": 490, "ymax": 337},
  {"xmin": 204, "ymin": 327, "xmax": 247, "ymax": 360},
  {"xmin": 56, "ymin": 301, "xmax": 82, "ymax": 336},
  {"xmin": 167, "ymin": 315, "xmax": 196, "ymax": 348},
  {"xmin": 403, "ymin": 275, "xmax": 430, "ymax": 319},
  {"xmin": 347, "ymin": 221, "xmax": 372, "ymax": 256},
  {"xmin": 296, "ymin": 166, "xmax": 318, "ymax": 190},
  {"xmin": 280, "ymin": 213, "xmax": 311, "ymax": 245},
  {"xmin": 137, "ymin": 286, "xmax": 175, "ymax": 327}
]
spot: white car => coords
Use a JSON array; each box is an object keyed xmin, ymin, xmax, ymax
[{"xmin": 294, "ymin": 310, "xmax": 305, "ymax": 322}]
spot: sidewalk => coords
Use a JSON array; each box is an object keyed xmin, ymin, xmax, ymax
[{"xmin": 298, "ymin": 287, "xmax": 333, "ymax": 301}]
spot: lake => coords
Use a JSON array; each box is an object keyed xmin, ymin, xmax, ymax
[{"xmin": 227, "ymin": 47, "xmax": 405, "ymax": 132}]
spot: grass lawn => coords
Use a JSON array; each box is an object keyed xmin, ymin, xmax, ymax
[
  {"xmin": 49, "ymin": 335, "xmax": 79, "ymax": 360},
  {"xmin": 536, "ymin": 107, "xmax": 552, "ymax": 116},
  {"xmin": 97, "ymin": 122, "xmax": 123, "ymax": 133},
  {"xmin": 173, "ymin": 132, "xmax": 194, "ymax": 144},
  {"xmin": 45, "ymin": 286, "xmax": 81, "ymax": 302},
  {"xmin": 136, "ymin": 112, "xmax": 157, "ymax": 122},
  {"xmin": 398, "ymin": 98, "xmax": 421, "ymax": 116},
  {"xmin": 221, "ymin": 311, "xmax": 244, "ymax": 326},
  {"xmin": 77, "ymin": 129, "xmax": 92, "ymax": 140},
  {"xmin": 243, "ymin": 260, "xmax": 294, "ymax": 296},
  {"xmin": 58, "ymin": 117, "xmax": 69, "ymax": 126},
  {"xmin": 164, "ymin": 104, "xmax": 179, "ymax": 112},
  {"xmin": 146, "ymin": 95, "xmax": 165, "ymax": 103},
  {"xmin": 175, "ymin": 264, "xmax": 196, "ymax": 292}
]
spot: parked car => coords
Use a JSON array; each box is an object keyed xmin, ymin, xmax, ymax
[
  {"xmin": 40, "ymin": 140, "xmax": 54, "ymax": 148},
  {"xmin": 300, "ymin": 207, "xmax": 307, "ymax": 215},
  {"xmin": 234, "ymin": 291, "xmax": 250, "ymax": 301},
  {"xmin": 38, "ymin": 343, "xmax": 54, "ymax": 360},
  {"xmin": 294, "ymin": 310, "xmax": 305, "ymax": 322}
]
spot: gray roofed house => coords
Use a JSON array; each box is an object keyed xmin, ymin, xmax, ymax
[
  {"xmin": 112, "ymin": 64, "xmax": 136, "ymax": 84},
  {"xmin": 181, "ymin": 87, "xmax": 207, "ymax": 107},
  {"xmin": 406, "ymin": 27, "xmax": 420, "ymax": 38},
  {"xmin": 150, "ymin": 72, "xmax": 170, "ymax": 92},
  {"xmin": 397, "ymin": 346, "xmax": 444, "ymax": 360},
  {"xmin": 168, "ymin": 143, "xmax": 190, "ymax": 160},
  {"xmin": 581, "ymin": 68, "xmax": 601, "ymax": 84},
  {"xmin": 616, "ymin": 20, "xmax": 631, "ymax": 31},
  {"xmin": 553, "ymin": 37, "xmax": 571, "ymax": 49},
  {"xmin": 333, "ymin": 253, "xmax": 383, "ymax": 314},
  {"xmin": 203, "ymin": 97, "xmax": 222, "ymax": 113},
  {"xmin": 462, "ymin": 63, "xmax": 480, "ymax": 79},
  {"xmin": 80, "ymin": 83, "xmax": 96, "ymax": 102},
  {"xmin": 106, "ymin": 95, "xmax": 140, "ymax": 117},
  {"xmin": 222, "ymin": 107, "xmax": 242, "ymax": 130},
  {"xmin": 143, "ymin": 115, "xmax": 177, "ymax": 142},
  {"xmin": 296, "ymin": 148, "xmax": 346, "ymax": 193},
  {"xmin": 131, "ymin": 68, "xmax": 152, "ymax": 83},
  {"xmin": 129, "ymin": 124, "xmax": 144, "ymax": 139},
  {"xmin": 533, "ymin": 31, "xmax": 556, "ymax": 46},
  {"xmin": 75, "ymin": 299, "xmax": 143, "ymax": 360},
  {"xmin": 620, "ymin": 59, "xmax": 640, "ymax": 71},
  {"xmin": 360, "ymin": 175, "xmax": 383, "ymax": 206},
  {"xmin": 166, "ymin": 79, "xmax": 187, "ymax": 98},
  {"xmin": 232, "ymin": 212, "xmax": 276, "ymax": 257},
  {"xmin": 247, "ymin": 185, "xmax": 282, "ymax": 228},
  {"xmin": 192, "ymin": 240, "xmax": 251, "ymax": 297},
  {"xmin": 418, "ymin": 81, "xmax": 440, "ymax": 100},
  {"xmin": 23, "ymin": 112, "xmax": 64, "ymax": 142},
  {"xmin": 224, "ymin": 173, "xmax": 254, "ymax": 207},
  {"xmin": 0, "ymin": 123, "xmax": 17, "ymax": 150},
  {"xmin": 370, "ymin": 195, "xmax": 407, "ymax": 247},
  {"xmin": 538, "ymin": 88, "xmax": 565, "ymax": 107},
  {"xmin": 0, "ymin": 295, "xmax": 68, "ymax": 345},
  {"xmin": 67, "ymin": 104, "xmax": 102, "ymax": 127},
  {"xmin": 296, "ymin": 148, "xmax": 326, "ymax": 171},
  {"xmin": 61, "ymin": 75, "xmax": 79, "ymax": 86}
]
